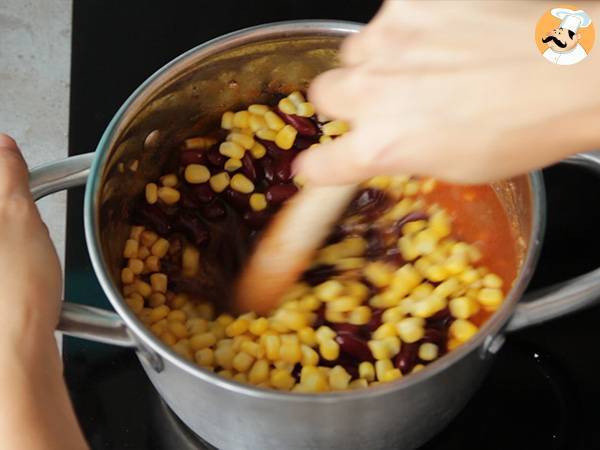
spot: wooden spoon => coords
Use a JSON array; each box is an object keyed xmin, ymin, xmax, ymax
[{"xmin": 235, "ymin": 184, "xmax": 357, "ymax": 315}]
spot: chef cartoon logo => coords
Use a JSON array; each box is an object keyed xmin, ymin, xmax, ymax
[{"xmin": 535, "ymin": 6, "xmax": 595, "ymax": 65}]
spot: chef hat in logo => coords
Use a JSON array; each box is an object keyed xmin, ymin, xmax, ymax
[{"xmin": 551, "ymin": 8, "xmax": 592, "ymax": 33}]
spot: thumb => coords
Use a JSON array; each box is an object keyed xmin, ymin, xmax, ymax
[{"xmin": 0, "ymin": 134, "xmax": 29, "ymax": 196}]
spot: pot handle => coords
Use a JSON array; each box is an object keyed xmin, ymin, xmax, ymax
[
  {"xmin": 29, "ymin": 153, "xmax": 136, "ymax": 348},
  {"xmin": 506, "ymin": 151, "xmax": 600, "ymax": 332}
]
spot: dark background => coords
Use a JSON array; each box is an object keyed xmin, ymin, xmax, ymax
[{"xmin": 65, "ymin": 1, "xmax": 600, "ymax": 449}]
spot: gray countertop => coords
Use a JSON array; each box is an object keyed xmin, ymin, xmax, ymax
[{"xmin": 0, "ymin": 0, "xmax": 71, "ymax": 266}]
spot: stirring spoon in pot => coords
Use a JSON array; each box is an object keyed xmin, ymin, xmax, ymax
[{"xmin": 234, "ymin": 184, "xmax": 357, "ymax": 315}]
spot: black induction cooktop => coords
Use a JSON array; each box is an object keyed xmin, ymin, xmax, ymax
[{"xmin": 64, "ymin": 1, "xmax": 600, "ymax": 449}]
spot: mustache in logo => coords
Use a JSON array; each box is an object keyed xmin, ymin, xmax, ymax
[{"xmin": 542, "ymin": 35, "xmax": 567, "ymax": 48}]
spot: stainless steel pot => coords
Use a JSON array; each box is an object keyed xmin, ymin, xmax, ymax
[{"xmin": 29, "ymin": 21, "xmax": 600, "ymax": 450}]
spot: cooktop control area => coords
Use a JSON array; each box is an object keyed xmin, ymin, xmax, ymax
[{"xmin": 65, "ymin": 1, "xmax": 600, "ymax": 449}]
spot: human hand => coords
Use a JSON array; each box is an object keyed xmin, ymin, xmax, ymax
[
  {"xmin": 0, "ymin": 134, "xmax": 61, "ymax": 338},
  {"xmin": 295, "ymin": 1, "xmax": 600, "ymax": 185}
]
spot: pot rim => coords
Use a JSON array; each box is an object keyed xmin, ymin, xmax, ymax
[{"xmin": 84, "ymin": 20, "xmax": 546, "ymax": 402}]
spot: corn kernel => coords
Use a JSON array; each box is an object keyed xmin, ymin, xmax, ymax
[
  {"xmin": 168, "ymin": 321, "xmax": 188, "ymax": 339},
  {"xmin": 477, "ymin": 287, "xmax": 504, "ymax": 308},
  {"xmin": 169, "ymin": 293, "xmax": 188, "ymax": 309},
  {"xmin": 327, "ymin": 296, "xmax": 360, "ymax": 313},
  {"xmin": 214, "ymin": 345, "xmax": 236, "ymax": 370},
  {"xmin": 373, "ymin": 323, "xmax": 397, "ymax": 340},
  {"xmin": 348, "ymin": 306, "xmax": 372, "ymax": 325},
  {"xmin": 145, "ymin": 182, "xmax": 158, "ymax": 204},
  {"xmin": 280, "ymin": 340, "xmax": 302, "ymax": 364},
  {"xmin": 322, "ymin": 120, "xmax": 350, "ymax": 136},
  {"xmin": 449, "ymin": 296, "xmax": 479, "ymax": 319},
  {"xmin": 319, "ymin": 339, "xmax": 340, "ymax": 361},
  {"xmin": 300, "ymin": 371, "xmax": 328, "ymax": 393},
  {"xmin": 121, "ymin": 267, "xmax": 135, "ymax": 284},
  {"xmin": 315, "ymin": 326, "xmax": 336, "ymax": 343},
  {"xmin": 264, "ymin": 335, "xmax": 281, "ymax": 361},
  {"xmin": 314, "ymin": 280, "xmax": 344, "ymax": 302},
  {"xmin": 298, "ymin": 344, "xmax": 318, "ymax": 366},
  {"xmin": 123, "ymin": 239, "xmax": 139, "ymax": 258},
  {"xmin": 349, "ymin": 379, "xmax": 368, "ymax": 389},
  {"xmin": 249, "ymin": 317, "xmax": 269, "ymax": 336},
  {"xmin": 297, "ymin": 327, "xmax": 318, "ymax": 347},
  {"xmin": 247, "ymin": 114, "xmax": 266, "ymax": 132},
  {"xmin": 125, "ymin": 296, "xmax": 144, "ymax": 314},
  {"xmin": 247, "ymin": 359, "xmax": 269, "ymax": 384},
  {"xmin": 150, "ymin": 273, "xmax": 167, "ymax": 293},
  {"xmin": 134, "ymin": 280, "xmax": 152, "ymax": 298},
  {"xmin": 329, "ymin": 365, "xmax": 351, "ymax": 390},
  {"xmin": 418, "ymin": 343, "xmax": 439, "ymax": 361},
  {"xmin": 130, "ymin": 226, "xmax": 144, "ymax": 240},
  {"xmin": 255, "ymin": 128, "xmax": 277, "ymax": 141},
  {"xmin": 319, "ymin": 135, "xmax": 332, "ymax": 144},
  {"xmin": 224, "ymin": 158, "xmax": 242, "ymax": 172},
  {"xmin": 412, "ymin": 295, "xmax": 447, "ymax": 319},
  {"xmin": 358, "ymin": 361, "xmax": 375, "ymax": 382},
  {"xmin": 246, "ymin": 104, "xmax": 268, "ymax": 115},
  {"xmin": 226, "ymin": 319, "xmax": 250, "ymax": 337},
  {"xmin": 396, "ymin": 317, "xmax": 425, "ymax": 343},
  {"xmin": 182, "ymin": 246, "xmax": 200, "ymax": 277},
  {"xmin": 227, "ymin": 132, "xmax": 254, "ymax": 150},
  {"xmin": 278, "ymin": 97, "xmax": 297, "ymax": 114},
  {"xmin": 157, "ymin": 186, "xmax": 180, "ymax": 205},
  {"xmin": 295, "ymin": 102, "xmax": 315, "ymax": 117},
  {"xmin": 230, "ymin": 173, "xmax": 255, "ymax": 194},
  {"xmin": 250, "ymin": 142, "xmax": 266, "ymax": 159},
  {"xmin": 264, "ymin": 111, "xmax": 285, "ymax": 131},
  {"xmin": 429, "ymin": 210, "xmax": 452, "ymax": 239},
  {"xmin": 375, "ymin": 359, "xmax": 394, "ymax": 382},
  {"xmin": 159, "ymin": 331, "xmax": 175, "ymax": 346},
  {"xmin": 187, "ymin": 318, "xmax": 208, "ymax": 334},
  {"xmin": 364, "ymin": 262, "xmax": 395, "ymax": 288},
  {"xmin": 270, "ymin": 368, "xmax": 295, "ymax": 390},
  {"xmin": 219, "ymin": 141, "xmax": 245, "ymax": 159},
  {"xmin": 148, "ymin": 238, "xmax": 168, "ymax": 258},
  {"xmin": 483, "ymin": 273, "xmax": 503, "ymax": 289},
  {"xmin": 190, "ymin": 332, "xmax": 217, "ymax": 351},
  {"xmin": 149, "ymin": 304, "xmax": 170, "ymax": 323},
  {"xmin": 233, "ymin": 110, "xmax": 250, "ymax": 129},
  {"xmin": 275, "ymin": 125, "xmax": 297, "ymax": 150},
  {"xmin": 449, "ymin": 319, "xmax": 479, "ymax": 343},
  {"xmin": 381, "ymin": 368, "xmax": 402, "ymax": 383},
  {"xmin": 288, "ymin": 91, "xmax": 305, "ymax": 105},
  {"xmin": 221, "ymin": 111, "xmax": 234, "ymax": 129},
  {"xmin": 231, "ymin": 351, "xmax": 255, "ymax": 373},
  {"xmin": 459, "ymin": 268, "xmax": 480, "ymax": 284},
  {"xmin": 183, "ymin": 164, "xmax": 210, "ymax": 184},
  {"xmin": 184, "ymin": 136, "xmax": 216, "ymax": 150},
  {"xmin": 445, "ymin": 254, "xmax": 468, "ymax": 275},
  {"xmin": 196, "ymin": 303, "xmax": 215, "ymax": 321},
  {"xmin": 209, "ymin": 172, "xmax": 230, "ymax": 193},
  {"xmin": 137, "ymin": 246, "xmax": 150, "ymax": 260}
]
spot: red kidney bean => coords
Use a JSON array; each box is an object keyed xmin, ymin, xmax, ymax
[
  {"xmin": 225, "ymin": 188, "xmax": 250, "ymax": 211},
  {"xmin": 207, "ymin": 147, "xmax": 226, "ymax": 167},
  {"xmin": 427, "ymin": 307, "xmax": 454, "ymax": 331},
  {"xmin": 364, "ymin": 228, "xmax": 386, "ymax": 260},
  {"xmin": 159, "ymin": 258, "xmax": 178, "ymax": 276},
  {"xmin": 391, "ymin": 211, "xmax": 429, "ymax": 235},
  {"xmin": 274, "ymin": 157, "xmax": 293, "ymax": 183},
  {"xmin": 168, "ymin": 236, "xmax": 182, "ymax": 256},
  {"xmin": 301, "ymin": 264, "xmax": 339, "ymax": 286},
  {"xmin": 293, "ymin": 135, "xmax": 318, "ymax": 151},
  {"xmin": 331, "ymin": 323, "xmax": 363, "ymax": 335},
  {"xmin": 241, "ymin": 153, "xmax": 257, "ymax": 181},
  {"xmin": 265, "ymin": 184, "xmax": 298, "ymax": 203},
  {"xmin": 179, "ymin": 188, "xmax": 201, "ymax": 209},
  {"xmin": 201, "ymin": 200, "xmax": 226, "ymax": 219},
  {"xmin": 395, "ymin": 342, "xmax": 419, "ymax": 374},
  {"xmin": 383, "ymin": 247, "xmax": 406, "ymax": 267},
  {"xmin": 312, "ymin": 304, "xmax": 327, "ymax": 328},
  {"xmin": 176, "ymin": 210, "xmax": 209, "ymax": 246},
  {"xmin": 257, "ymin": 138, "xmax": 287, "ymax": 160},
  {"xmin": 192, "ymin": 183, "xmax": 216, "ymax": 203},
  {"xmin": 242, "ymin": 210, "xmax": 271, "ymax": 229},
  {"xmin": 276, "ymin": 109, "xmax": 318, "ymax": 136},
  {"xmin": 180, "ymin": 148, "xmax": 206, "ymax": 166},
  {"xmin": 260, "ymin": 157, "xmax": 275, "ymax": 183},
  {"xmin": 134, "ymin": 203, "xmax": 172, "ymax": 236},
  {"xmin": 365, "ymin": 308, "xmax": 384, "ymax": 332},
  {"xmin": 335, "ymin": 332, "xmax": 374, "ymax": 362},
  {"xmin": 346, "ymin": 188, "xmax": 392, "ymax": 219}
]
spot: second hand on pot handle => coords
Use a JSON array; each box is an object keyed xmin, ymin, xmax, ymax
[{"xmin": 234, "ymin": 184, "xmax": 358, "ymax": 315}]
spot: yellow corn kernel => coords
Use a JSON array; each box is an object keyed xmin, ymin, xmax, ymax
[
  {"xmin": 168, "ymin": 321, "xmax": 188, "ymax": 339},
  {"xmin": 319, "ymin": 135, "xmax": 332, "ymax": 144},
  {"xmin": 322, "ymin": 120, "xmax": 350, "ymax": 136},
  {"xmin": 319, "ymin": 339, "xmax": 340, "ymax": 361},
  {"xmin": 226, "ymin": 319, "xmax": 250, "ymax": 337},
  {"xmin": 214, "ymin": 314, "xmax": 233, "ymax": 328},
  {"xmin": 425, "ymin": 265, "xmax": 450, "ymax": 283},
  {"xmin": 375, "ymin": 359, "xmax": 394, "ymax": 382},
  {"xmin": 214, "ymin": 345, "xmax": 236, "ymax": 370},
  {"xmin": 300, "ymin": 371, "xmax": 328, "ymax": 393},
  {"xmin": 359, "ymin": 361, "xmax": 375, "ymax": 382},
  {"xmin": 228, "ymin": 131, "xmax": 255, "ymax": 150},
  {"xmin": 196, "ymin": 302, "xmax": 215, "ymax": 321},
  {"xmin": 288, "ymin": 91, "xmax": 305, "ymax": 105},
  {"xmin": 182, "ymin": 246, "xmax": 200, "ymax": 277},
  {"xmin": 264, "ymin": 111, "xmax": 285, "ymax": 131},
  {"xmin": 247, "ymin": 104, "xmax": 268, "ymax": 115},
  {"xmin": 232, "ymin": 110, "xmax": 250, "ymax": 129},
  {"xmin": 348, "ymin": 306, "xmax": 372, "ymax": 325},
  {"xmin": 368, "ymin": 340, "xmax": 390, "ymax": 360},
  {"xmin": 232, "ymin": 351, "xmax": 255, "ymax": 373},
  {"xmin": 248, "ymin": 359, "xmax": 270, "ymax": 384},
  {"xmin": 373, "ymin": 323, "xmax": 397, "ymax": 340},
  {"xmin": 414, "ymin": 229, "xmax": 440, "ymax": 256},
  {"xmin": 255, "ymin": 128, "xmax": 277, "ymax": 141},
  {"xmin": 381, "ymin": 306, "xmax": 404, "ymax": 324},
  {"xmin": 270, "ymin": 368, "xmax": 296, "ymax": 390},
  {"xmin": 194, "ymin": 348, "xmax": 214, "ymax": 367},
  {"xmin": 157, "ymin": 186, "xmax": 180, "ymax": 205},
  {"xmin": 150, "ymin": 318, "xmax": 167, "ymax": 336},
  {"xmin": 295, "ymin": 102, "xmax": 315, "ymax": 117},
  {"xmin": 239, "ymin": 341, "xmax": 262, "ymax": 359},
  {"xmin": 276, "ymin": 309, "xmax": 309, "ymax": 331},
  {"xmin": 329, "ymin": 366, "xmax": 351, "ymax": 390},
  {"xmin": 445, "ymin": 254, "xmax": 468, "ymax": 275},
  {"xmin": 221, "ymin": 111, "xmax": 235, "ymax": 129},
  {"xmin": 248, "ymin": 114, "xmax": 267, "ymax": 132},
  {"xmin": 300, "ymin": 345, "xmax": 319, "ymax": 366},
  {"xmin": 459, "ymin": 268, "xmax": 481, "ymax": 285},
  {"xmin": 160, "ymin": 331, "xmax": 176, "ymax": 346},
  {"xmin": 412, "ymin": 295, "xmax": 447, "ymax": 319},
  {"xmin": 325, "ymin": 309, "xmax": 346, "ymax": 323},
  {"xmin": 230, "ymin": 173, "xmax": 255, "ymax": 194},
  {"xmin": 149, "ymin": 238, "xmax": 169, "ymax": 258},
  {"xmin": 477, "ymin": 288, "xmax": 504, "ymax": 308},
  {"xmin": 121, "ymin": 267, "xmax": 135, "ymax": 284},
  {"xmin": 145, "ymin": 182, "xmax": 158, "ymax": 204},
  {"xmin": 335, "ymin": 257, "xmax": 366, "ymax": 270},
  {"xmin": 184, "ymin": 136, "xmax": 216, "ymax": 150},
  {"xmin": 273, "ymin": 360, "xmax": 294, "ymax": 373},
  {"xmin": 130, "ymin": 225, "xmax": 144, "ymax": 240},
  {"xmin": 278, "ymin": 97, "xmax": 297, "ymax": 115},
  {"xmin": 429, "ymin": 210, "xmax": 452, "ymax": 239},
  {"xmin": 224, "ymin": 158, "xmax": 242, "ymax": 172},
  {"xmin": 418, "ymin": 343, "xmax": 439, "ymax": 361},
  {"xmin": 314, "ymin": 280, "xmax": 344, "ymax": 302},
  {"xmin": 280, "ymin": 339, "xmax": 302, "ymax": 364},
  {"xmin": 150, "ymin": 273, "xmax": 167, "ymax": 294},
  {"xmin": 186, "ymin": 318, "xmax": 208, "ymax": 334},
  {"xmin": 147, "ymin": 292, "xmax": 165, "ymax": 308},
  {"xmin": 364, "ymin": 262, "xmax": 395, "ymax": 288},
  {"xmin": 318, "ymin": 236, "xmax": 367, "ymax": 263},
  {"xmin": 449, "ymin": 319, "xmax": 479, "ymax": 343},
  {"xmin": 369, "ymin": 292, "xmax": 400, "ymax": 310},
  {"xmin": 402, "ymin": 220, "xmax": 427, "ymax": 235},
  {"xmin": 190, "ymin": 332, "xmax": 217, "ymax": 351},
  {"xmin": 249, "ymin": 317, "xmax": 269, "ymax": 336},
  {"xmin": 298, "ymin": 327, "xmax": 318, "ymax": 347},
  {"xmin": 183, "ymin": 164, "xmax": 210, "ymax": 184},
  {"xmin": 209, "ymin": 172, "xmax": 230, "ymax": 193},
  {"xmin": 135, "ymin": 280, "xmax": 152, "ymax": 298},
  {"xmin": 250, "ymin": 142, "xmax": 266, "ymax": 159},
  {"xmin": 231, "ymin": 373, "xmax": 247, "ymax": 384},
  {"xmin": 449, "ymin": 296, "xmax": 479, "ymax": 319},
  {"xmin": 264, "ymin": 335, "xmax": 281, "ymax": 361},
  {"xmin": 396, "ymin": 317, "xmax": 425, "ymax": 343},
  {"xmin": 269, "ymin": 319, "xmax": 289, "ymax": 334},
  {"xmin": 315, "ymin": 325, "xmax": 336, "ymax": 343},
  {"xmin": 349, "ymin": 379, "xmax": 368, "ymax": 389},
  {"xmin": 138, "ymin": 231, "xmax": 157, "ymax": 249},
  {"xmin": 173, "ymin": 340, "xmax": 193, "ymax": 361},
  {"xmin": 123, "ymin": 239, "xmax": 139, "ymax": 258},
  {"xmin": 328, "ymin": 296, "xmax": 360, "ymax": 313},
  {"xmin": 217, "ymin": 369, "xmax": 233, "ymax": 379},
  {"xmin": 219, "ymin": 141, "xmax": 245, "ymax": 159},
  {"xmin": 433, "ymin": 278, "xmax": 460, "ymax": 299},
  {"xmin": 149, "ymin": 304, "xmax": 170, "ymax": 323},
  {"xmin": 275, "ymin": 125, "xmax": 297, "ymax": 150},
  {"xmin": 381, "ymin": 368, "xmax": 403, "ymax": 383},
  {"xmin": 169, "ymin": 293, "xmax": 188, "ymax": 309},
  {"xmin": 137, "ymin": 246, "xmax": 150, "ymax": 260},
  {"xmin": 397, "ymin": 236, "xmax": 419, "ymax": 262},
  {"xmin": 159, "ymin": 174, "xmax": 178, "ymax": 187},
  {"xmin": 125, "ymin": 296, "xmax": 144, "ymax": 314},
  {"xmin": 483, "ymin": 273, "xmax": 503, "ymax": 289}
]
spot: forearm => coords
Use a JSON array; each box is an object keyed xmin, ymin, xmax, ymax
[{"xmin": 0, "ymin": 320, "xmax": 87, "ymax": 450}]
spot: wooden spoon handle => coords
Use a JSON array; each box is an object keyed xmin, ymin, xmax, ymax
[{"xmin": 235, "ymin": 184, "xmax": 357, "ymax": 315}]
